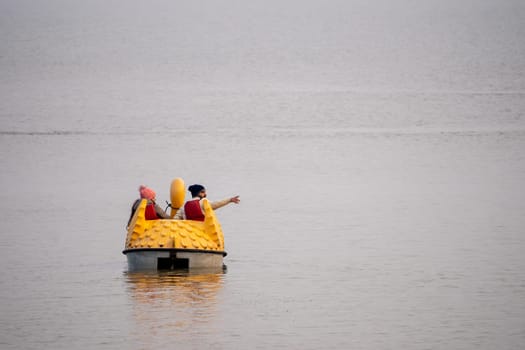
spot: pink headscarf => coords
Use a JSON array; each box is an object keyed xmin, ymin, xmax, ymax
[{"xmin": 139, "ymin": 185, "xmax": 156, "ymax": 200}]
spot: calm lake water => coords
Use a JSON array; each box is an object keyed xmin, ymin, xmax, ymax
[{"xmin": 1, "ymin": 1, "xmax": 524, "ymax": 349}]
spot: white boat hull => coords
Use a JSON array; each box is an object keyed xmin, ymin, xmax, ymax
[{"xmin": 124, "ymin": 249, "xmax": 225, "ymax": 271}]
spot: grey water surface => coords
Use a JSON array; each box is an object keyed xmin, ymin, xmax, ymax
[{"xmin": 1, "ymin": 0, "xmax": 524, "ymax": 349}]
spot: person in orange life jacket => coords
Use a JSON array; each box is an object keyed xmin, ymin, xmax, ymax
[
  {"xmin": 127, "ymin": 185, "xmax": 170, "ymax": 226},
  {"xmin": 173, "ymin": 184, "xmax": 240, "ymax": 221}
]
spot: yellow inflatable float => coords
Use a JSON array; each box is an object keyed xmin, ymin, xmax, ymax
[{"xmin": 123, "ymin": 178, "xmax": 227, "ymax": 270}]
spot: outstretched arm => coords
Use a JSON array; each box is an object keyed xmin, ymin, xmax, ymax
[{"xmin": 208, "ymin": 196, "xmax": 240, "ymax": 210}]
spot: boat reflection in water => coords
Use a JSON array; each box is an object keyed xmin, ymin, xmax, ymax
[{"xmin": 124, "ymin": 268, "xmax": 226, "ymax": 344}]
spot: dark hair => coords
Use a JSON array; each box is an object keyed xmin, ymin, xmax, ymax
[{"xmin": 188, "ymin": 184, "xmax": 205, "ymax": 197}]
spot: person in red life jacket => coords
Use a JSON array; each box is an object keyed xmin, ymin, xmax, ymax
[
  {"xmin": 127, "ymin": 185, "xmax": 170, "ymax": 226},
  {"xmin": 173, "ymin": 184, "xmax": 240, "ymax": 221}
]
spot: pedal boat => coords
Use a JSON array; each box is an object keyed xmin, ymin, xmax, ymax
[{"xmin": 123, "ymin": 178, "xmax": 227, "ymax": 271}]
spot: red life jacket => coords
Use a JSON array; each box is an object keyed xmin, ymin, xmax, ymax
[
  {"xmin": 145, "ymin": 203, "xmax": 159, "ymax": 220},
  {"xmin": 184, "ymin": 199, "xmax": 205, "ymax": 221}
]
